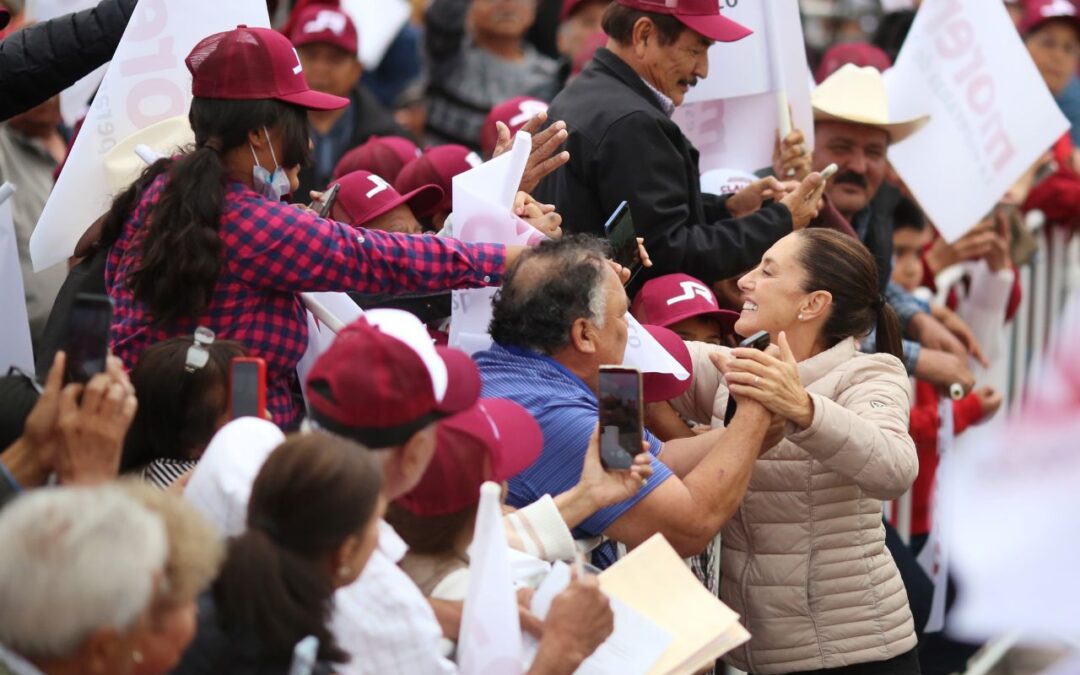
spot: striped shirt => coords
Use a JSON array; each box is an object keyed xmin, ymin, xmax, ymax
[{"xmin": 474, "ymin": 344, "xmax": 672, "ymax": 541}]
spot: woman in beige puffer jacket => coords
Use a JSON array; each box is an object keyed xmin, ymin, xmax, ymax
[{"xmin": 672, "ymin": 230, "xmax": 919, "ymax": 675}]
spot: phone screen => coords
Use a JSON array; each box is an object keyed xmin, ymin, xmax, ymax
[
  {"xmin": 316, "ymin": 183, "xmax": 341, "ymax": 219},
  {"xmin": 64, "ymin": 294, "xmax": 112, "ymax": 384},
  {"xmin": 723, "ymin": 331, "xmax": 771, "ymax": 427},
  {"xmin": 230, "ymin": 359, "xmax": 265, "ymax": 420},
  {"xmin": 603, "ymin": 202, "xmax": 642, "ymax": 282},
  {"xmin": 598, "ymin": 367, "xmax": 644, "ymax": 470}
]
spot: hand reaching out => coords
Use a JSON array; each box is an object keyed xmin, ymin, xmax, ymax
[
  {"xmin": 726, "ymin": 177, "xmax": 797, "ymax": 218},
  {"xmin": 773, "ymin": 128, "xmax": 812, "ymax": 180},
  {"xmin": 492, "ymin": 111, "xmax": 570, "ymax": 194}
]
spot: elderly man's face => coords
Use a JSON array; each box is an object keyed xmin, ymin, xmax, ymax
[
  {"xmin": 639, "ymin": 24, "xmax": 712, "ymax": 107},
  {"xmin": 592, "ymin": 265, "xmax": 631, "ymax": 367},
  {"xmin": 812, "ymin": 121, "xmax": 890, "ymax": 220}
]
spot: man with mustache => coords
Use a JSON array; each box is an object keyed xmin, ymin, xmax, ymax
[
  {"xmin": 533, "ymin": 0, "xmax": 827, "ymax": 293},
  {"xmin": 808, "ymin": 64, "xmax": 977, "ymax": 392}
]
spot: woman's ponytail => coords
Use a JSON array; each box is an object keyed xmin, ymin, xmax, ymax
[{"xmin": 875, "ymin": 301, "xmax": 904, "ymax": 361}]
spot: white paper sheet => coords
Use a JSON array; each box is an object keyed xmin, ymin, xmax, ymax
[
  {"xmin": 0, "ymin": 184, "xmax": 34, "ymax": 375},
  {"xmin": 674, "ymin": 0, "xmax": 814, "ymax": 174},
  {"xmin": 526, "ymin": 561, "xmax": 673, "ymax": 675},
  {"xmin": 29, "ymin": 0, "xmax": 271, "ymax": 272},
  {"xmin": 885, "ymin": 0, "xmax": 1069, "ymax": 242}
]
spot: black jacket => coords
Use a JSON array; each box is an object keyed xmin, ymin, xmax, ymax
[
  {"xmin": 533, "ymin": 48, "xmax": 793, "ymax": 288},
  {"xmin": 295, "ymin": 84, "xmax": 408, "ymax": 202},
  {"xmin": 0, "ymin": 0, "xmax": 137, "ymax": 122}
]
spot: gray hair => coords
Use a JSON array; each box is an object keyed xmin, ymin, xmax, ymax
[{"xmin": 0, "ymin": 486, "xmax": 168, "ymax": 660}]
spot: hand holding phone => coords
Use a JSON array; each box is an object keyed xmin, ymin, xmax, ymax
[
  {"xmin": 230, "ymin": 357, "xmax": 267, "ymax": 420},
  {"xmin": 63, "ymin": 293, "xmax": 113, "ymax": 385},
  {"xmin": 597, "ymin": 366, "xmax": 644, "ymax": 470},
  {"xmin": 723, "ymin": 330, "xmax": 771, "ymax": 427},
  {"xmin": 603, "ymin": 201, "xmax": 645, "ymax": 287},
  {"xmin": 309, "ymin": 183, "xmax": 341, "ymax": 219}
]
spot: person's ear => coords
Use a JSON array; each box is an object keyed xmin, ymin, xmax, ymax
[
  {"xmin": 247, "ymin": 127, "xmax": 267, "ymax": 151},
  {"xmin": 349, "ymin": 60, "xmax": 363, "ymax": 87},
  {"xmin": 396, "ymin": 425, "xmax": 437, "ymax": 489},
  {"xmin": 799, "ymin": 290, "xmax": 832, "ymax": 323},
  {"xmin": 330, "ymin": 534, "xmax": 363, "ymax": 582},
  {"xmin": 80, "ymin": 626, "xmax": 128, "ymax": 674},
  {"xmin": 570, "ymin": 317, "xmax": 598, "ymax": 354},
  {"xmin": 632, "ymin": 17, "xmax": 653, "ymax": 58}
]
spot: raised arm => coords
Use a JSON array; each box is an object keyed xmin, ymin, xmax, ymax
[{"xmin": 225, "ymin": 202, "xmax": 508, "ymax": 296}]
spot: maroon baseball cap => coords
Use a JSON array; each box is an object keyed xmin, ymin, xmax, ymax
[
  {"xmin": 306, "ymin": 310, "xmax": 481, "ymax": 448},
  {"xmin": 288, "ymin": 5, "xmax": 359, "ymax": 54},
  {"xmin": 631, "ymin": 273, "xmax": 737, "ymax": 332},
  {"xmin": 642, "ymin": 325, "xmax": 694, "ymax": 403},
  {"xmin": 395, "ymin": 144, "xmax": 483, "ymax": 216},
  {"xmin": 814, "ymin": 42, "xmax": 892, "ymax": 84},
  {"xmin": 479, "ymin": 96, "xmax": 549, "ymax": 158},
  {"xmin": 1021, "ymin": 0, "xmax": 1080, "ymax": 38},
  {"xmin": 394, "ymin": 399, "xmax": 543, "ymax": 517},
  {"xmin": 332, "ymin": 135, "xmax": 421, "ymax": 182},
  {"xmin": 615, "ymin": 0, "xmax": 751, "ymax": 43},
  {"xmin": 186, "ymin": 25, "xmax": 348, "ymax": 111},
  {"xmin": 332, "ymin": 170, "xmax": 444, "ymax": 226}
]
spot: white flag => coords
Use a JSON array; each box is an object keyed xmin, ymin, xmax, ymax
[
  {"xmin": 449, "ymin": 132, "xmax": 540, "ymax": 354},
  {"xmin": 674, "ymin": 0, "xmax": 814, "ymax": 174},
  {"xmin": 458, "ymin": 482, "xmax": 524, "ymax": 675},
  {"xmin": 339, "ymin": 0, "xmax": 411, "ymax": 70},
  {"xmin": 885, "ymin": 0, "xmax": 1069, "ymax": 242},
  {"xmin": 29, "ymin": 0, "xmax": 271, "ymax": 273},
  {"xmin": 0, "ymin": 184, "xmax": 35, "ymax": 376}
]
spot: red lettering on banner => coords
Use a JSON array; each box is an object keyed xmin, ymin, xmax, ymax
[
  {"xmin": 126, "ymin": 0, "xmax": 168, "ymax": 42},
  {"xmin": 126, "ymin": 79, "xmax": 185, "ymax": 127},
  {"xmin": 981, "ymin": 113, "xmax": 1016, "ymax": 173},
  {"xmin": 927, "ymin": 5, "xmax": 1014, "ymax": 178}
]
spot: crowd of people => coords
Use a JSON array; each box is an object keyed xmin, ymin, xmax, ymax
[{"xmin": 0, "ymin": 0, "xmax": 1076, "ymax": 673}]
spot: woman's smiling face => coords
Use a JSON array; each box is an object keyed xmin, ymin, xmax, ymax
[{"xmin": 734, "ymin": 233, "xmax": 812, "ymax": 340}]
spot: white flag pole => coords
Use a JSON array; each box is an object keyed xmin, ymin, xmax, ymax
[
  {"xmin": 764, "ymin": 0, "xmax": 792, "ymax": 139},
  {"xmin": 300, "ymin": 294, "xmax": 346, "ymax": 334}
]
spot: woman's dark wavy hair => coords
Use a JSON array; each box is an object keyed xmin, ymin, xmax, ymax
[
  {"xmin": 795, "ymin": 229, "xmax": 903, "ymax": 359},
  {"xmin": 215, "ymin": 432, "xmax": 382, "ymax": 667},
  {"xmin": 100, "ymin": 97, "xmax": 311, "ymax": 323}
]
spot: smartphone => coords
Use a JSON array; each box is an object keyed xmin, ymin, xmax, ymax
[
  {"xmin": 603, "ymin": 201, "xmax": 643, "ymax": 286},
  {"xmin": 230, "ymin": 357, "xmax": 267, "ymax": 420},
  {"xmin": 819, "ymin": 163, "xmax": 839, "ymax": 181},
  {"xmin": 310, "ymin": 182, "xmax": 341, "ymax": 219},
  {"xmin": 597, "ymin": 365, "xmax": 644, "ymax": 470},
  {"xmin": 723, "ymin": 330, "xmax": 771, "ymax": 427},
  {"xmin": 63, "ymin": 293, "xmax": 113, "ymax": 384}
]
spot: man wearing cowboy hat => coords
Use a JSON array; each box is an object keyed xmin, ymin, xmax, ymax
[
  {"xmin": 533, "ymin": 0, "xmax": 828, "ymax": 293},
  {"xmin": 808, "ymin": 64, "xmax": 978, "ymax": 394}
]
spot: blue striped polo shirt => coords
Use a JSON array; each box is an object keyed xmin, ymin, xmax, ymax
[{"xmin": 474, "ymin": 343, "xmax": 673, "ymax": 539}]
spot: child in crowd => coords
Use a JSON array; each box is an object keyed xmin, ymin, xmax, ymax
[{"xmin": 890, "ymin": 202, "xmax": 1003, "ymax": 546}]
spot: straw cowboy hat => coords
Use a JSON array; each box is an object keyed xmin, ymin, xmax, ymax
[
  {"xmin": 103, "ymin": 115, "xmax": 195, "ymax": 193},
  {"xmin": 812, "ymin": 63, "xmax": 930, "ymax": 144}
]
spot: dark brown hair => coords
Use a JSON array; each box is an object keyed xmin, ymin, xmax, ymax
[
  {"xmin": 796, "ymin": 229, "xmax": 903, "ymax": 359},
  {"xmin": 385, "ymin": 503, "xmax": 476, "ymax": 556},
  {"xmin": 121, "ymin": 336, "xmax": 248, "ymax": 473},
  {"xmin": 214, "ymin": 433, "xmax": 382, "ymax": 666},
  {"xmin": 602, "ymin": 2, "xmax": 686, "ymax": 46}
]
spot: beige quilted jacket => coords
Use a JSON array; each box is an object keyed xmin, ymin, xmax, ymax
[{"xmin": 672, "ymin": 338, "xmax": 918, "ymax": 674}]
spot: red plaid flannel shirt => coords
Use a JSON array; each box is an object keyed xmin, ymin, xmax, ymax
[{"xmin": 106, "ymin": 175, "xmax": 506, "ymax": 429}]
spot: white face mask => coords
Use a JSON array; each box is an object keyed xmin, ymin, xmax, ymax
[{"xmin": 250, "ymin": 126, "xmax": 291, "ymax": 201}]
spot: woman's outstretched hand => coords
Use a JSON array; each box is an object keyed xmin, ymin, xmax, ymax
[{"xmin": 722, "ymin": 331, "xmax": 814, "ymax": 429}]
